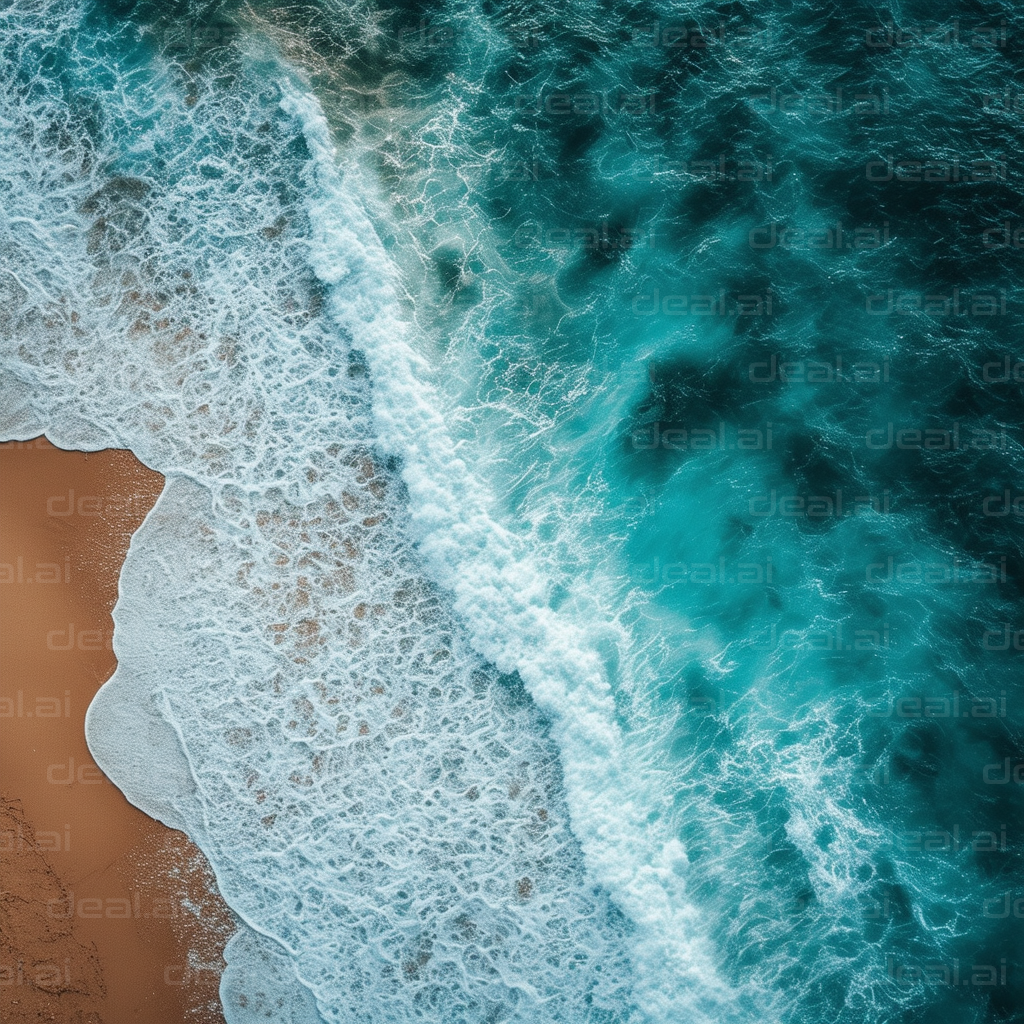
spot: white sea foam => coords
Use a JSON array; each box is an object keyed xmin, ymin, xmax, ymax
[
  {"xmin": 0, "ymin": 5, "xmax": 645, "ymax": 1021},
  {"xmin": 279, "ymin": 80, "xmax": 738, "ymax": 1024},
  {"xmin": 221, "ymin": 927, "xmax": 327, "ymax": 1024}
]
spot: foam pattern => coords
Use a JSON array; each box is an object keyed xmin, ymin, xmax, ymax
[
  {"xmin": 0, "ymin": 4, "xmax": 647, "ymax": 1020},
  {"xmin": 220, "ymin": 928, "xmax": 327, "ymax": 1024}
]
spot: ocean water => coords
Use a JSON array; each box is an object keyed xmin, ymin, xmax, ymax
[{"xmin": 1, "ymin": 0, "xmax": 1022, "ymax": 1021}]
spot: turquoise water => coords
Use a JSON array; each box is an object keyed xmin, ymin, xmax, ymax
[{"xmin": 1, "ymin": 0, "xmax": 1022, "ymax": 1021}]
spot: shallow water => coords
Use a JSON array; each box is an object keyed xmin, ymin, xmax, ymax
[{"xmin": 2, "ymin": 0, "xmax": 1022, "ymax": 1021}]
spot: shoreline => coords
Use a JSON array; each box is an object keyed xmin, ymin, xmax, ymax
[{"xmin": 0, "ymin": 436, "xmax": 235, "ymax": 1024}]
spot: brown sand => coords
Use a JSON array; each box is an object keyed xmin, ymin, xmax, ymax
[{"xmin": 1, "ymin": 437, "xmax": 235, "ymax": 1024}]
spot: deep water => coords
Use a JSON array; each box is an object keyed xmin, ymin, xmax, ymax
[{"xmin": 1, "ymin": 0, "xmax": 1022, "ymax": 1021}]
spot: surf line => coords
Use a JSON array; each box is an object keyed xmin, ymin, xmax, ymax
[{"xmin": 278, "ymin": 78, "xmax": 742, "ymax": 1024}]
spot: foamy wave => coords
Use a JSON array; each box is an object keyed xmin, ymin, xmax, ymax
[
  {"xmin": 0, "ymin": 6, "xmax": 645, "ymax": 1020},
  {"xmin": 280, "ymin": 80, "xmax": 738, "ymax": 1024}
]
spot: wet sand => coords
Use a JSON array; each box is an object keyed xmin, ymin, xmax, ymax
[{"xmin": 1, "ymin": 437, "xmax": 235, "ymax": 1024}]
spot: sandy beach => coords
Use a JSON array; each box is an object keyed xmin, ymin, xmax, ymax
[{"xmin": 1, "ymin": 437, "xmax": 235, "ymax": 1024}]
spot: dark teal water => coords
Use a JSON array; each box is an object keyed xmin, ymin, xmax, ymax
[{"xmin": 1, "ymin": 0, "xmax": 1022, "ymax": 1021}]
